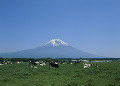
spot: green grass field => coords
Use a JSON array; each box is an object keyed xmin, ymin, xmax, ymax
[{"xmin": 0, "ymin": 62, "xmax": 120, "ymax": 86}]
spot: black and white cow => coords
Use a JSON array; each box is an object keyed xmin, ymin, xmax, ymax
[
  {"xmin": 40, "ymin": 62, "xmax": 46, "ymax": 66},
  {"xmin": 17, "ymin": 61, "xmax": 23, "ymax": 64},
  {"xmin": 0, "ymin": 62, "xmax": 4, "ymax": 66},
  {"xmin": 29, "ymin": 61, "xmax": 37, "ymax": 68},
  {"xmin": 83, "ymin": 63, "xmax": 91, "ymax": 68},
  {"xmin": 74, "ymin": 61, "xmax": 81, "ymax": 65},
  {"xmin": 83, "ymin": 63, "xmax": 98, "ymax": 68},
  {"xmin": 91, "ymin": 63, "xmax": 98, "ymax": 67},
  {"xmin": 5, "ymin": 61, "xmax": 14, "ymax": 64},
  {"xmin": 49, "ymin": 61, "xmax": 59, "ymax": 68}
]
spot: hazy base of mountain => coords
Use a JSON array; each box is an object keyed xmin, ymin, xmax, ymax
[{"xmin": 0, "ymin": 46, "xmax": 106, "ymax": 58}]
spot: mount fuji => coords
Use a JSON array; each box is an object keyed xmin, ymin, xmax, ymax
[{"xmin": 0, "ymin": 39, "xmax": 102, "ymax": 58}]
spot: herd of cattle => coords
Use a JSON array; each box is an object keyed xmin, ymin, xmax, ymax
[{"xmin": 0, "ymin": 60, "xmax": 98, "ymax": 69}]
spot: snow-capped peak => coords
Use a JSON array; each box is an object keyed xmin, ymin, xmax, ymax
[{"xmin": 45, "ymin": 39, "xmax": 69, "ymax": 46}]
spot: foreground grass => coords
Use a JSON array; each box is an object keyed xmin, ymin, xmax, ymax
[{"xmin": 0, "ymin": 62, "xmax": 120, "ymax": 86}]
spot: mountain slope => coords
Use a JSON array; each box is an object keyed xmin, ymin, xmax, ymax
[{"xmin": 0, "ymin": 39, "xmax": 102, "ymax": 58}]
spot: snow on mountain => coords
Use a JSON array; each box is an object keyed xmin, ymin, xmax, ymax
[{"xmin": 45, "ymin": 39, "xmax": 69, "ymax": 46}]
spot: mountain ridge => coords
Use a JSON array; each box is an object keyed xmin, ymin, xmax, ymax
[{"xmin": 0, "ymin": 39, "xmax": 105, "ymax": 58}]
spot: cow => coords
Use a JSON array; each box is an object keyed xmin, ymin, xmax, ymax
[
  {"xmin": 40, "ymin": 62, "xmax": 46, "ymax": 66},
  {"xmin": 17, "ymin": 61, "xmax": 23, "ymax": 64},
  {"xmin": 49, "ymin": 61, "xmax": 59, "ymax": 68},
  {"xmin": 83, "ymin": 63, "xmax": 98, "ymax": 68},
  {"xmin": 5, "ymin": 61, "xmax": 14, "ymax": 64},
  {"xmin": 0, "ymin": 62, "xmax": 3, "ymax": 66},
  {"xmin": 91, "ymin": 63, "xmax": 98, "ymax": 67},
  {"xmin": 29, "ymin": 61, "xmax": 37, "ymax": 68},
  {"xmin": 35, "ymin": 61, "xmax": 39, "ymax": 64},
  {"xmin": 74, "ymin": 60, "xmax": 81, "ymax": 65},
  {"xmin": 83, "ymin": 63, "xmax": 91, "ymax": 68}
]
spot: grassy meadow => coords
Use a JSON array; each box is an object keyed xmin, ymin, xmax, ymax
[{"xmin": 0, "ymin": 61, "xmax": 120, "ymax": 86}]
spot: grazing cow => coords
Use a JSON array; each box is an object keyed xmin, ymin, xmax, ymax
[
  {"xmin": 35, "ymin": 61, "xmax": 39, "ymax": 64},
  {"xmin": 5, "ymin": 61, "xmax": 14, "ymax": 64},
  {"xmin": 83, "ymin": 63, "xmax": 98, "ymax": 68},
  {"xmin": 91, "ymin": 64, "xmax": 98, "ymax": 67},
  {"xmin": 40, "ymin": 62, "xmax": 46, "ymax": 66},
  {"xmin": 74, "ymin": 60, "xmax": 81, "ymax": 65},
  {"xmin": 75, "ymin": 61, "xmax": 80, "ymax": 63},
  {"xmin": 0, "ymin": 62, "xmax": 3, "ymax": 66},
  {"xmin": 83, "ymin": 63, "xmax": 91, "ymax": 68},
  {"xmin": 29, "ymin": 61, "xmax": 37, "ymax": 68},
  {"xmin": 17, "ymin": 61, "xmax": 23, "ymax": 64},
  {"xmin": 49, "ymin": 61, "xmax": 59, "ymax": 68}
]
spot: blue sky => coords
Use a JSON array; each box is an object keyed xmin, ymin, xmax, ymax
[{"xmin": 0, "ymin": 0, "xmax": 120, "ymax": 57}]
